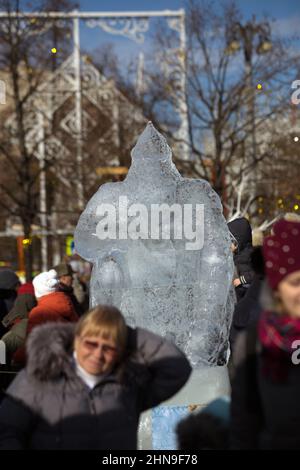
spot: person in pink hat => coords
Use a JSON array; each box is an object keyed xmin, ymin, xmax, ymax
[{"xmin": 230, "ymin": 218, "xmax": 300, "ymax": 449}]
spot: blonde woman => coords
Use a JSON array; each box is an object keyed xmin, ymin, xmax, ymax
[{"xmin": 0, "ymin": 305, "xmax": 191, "ymax": 449}]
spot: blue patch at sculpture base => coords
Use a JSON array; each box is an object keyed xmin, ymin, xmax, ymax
[{"xmin": 152, "ymin": 405, "xmax": 189, "ymax": 450}]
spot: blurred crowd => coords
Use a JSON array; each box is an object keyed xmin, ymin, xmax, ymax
[
  {"xmin": 0, "ymin": 213, "xmax": 299, "ymax": 450},
  {"xmin": 0, "ymin": 262, "xmax": 89, "ymax": 366}
]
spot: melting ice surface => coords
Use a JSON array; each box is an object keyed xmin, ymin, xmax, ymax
[{"xmin": 74, "ymin": 122, "xmax": 234, "ymax": 369}]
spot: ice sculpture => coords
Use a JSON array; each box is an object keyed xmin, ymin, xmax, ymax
[{"xmin": 74, "ymin": 122, "xmax": 235, "ymax": 448}]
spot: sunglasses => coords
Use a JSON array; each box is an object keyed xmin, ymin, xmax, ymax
[{"xmin": 79, "ymin": 337, "xmax": 119, "ymax": 356}]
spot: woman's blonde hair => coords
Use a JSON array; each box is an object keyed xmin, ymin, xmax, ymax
[{"xmin": 75, "ymin": 305, "xmax": 128, "ymax": 356}]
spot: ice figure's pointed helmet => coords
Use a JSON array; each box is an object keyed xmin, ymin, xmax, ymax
[{"xmin": 131, "ymin": 122, "xmax": 172, "ymax": 161}]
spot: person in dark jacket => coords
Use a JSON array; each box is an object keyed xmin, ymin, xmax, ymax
[
  {"xmin": 0, "ymin": 270, "xmax": 20, "ymax": 337},
  {"xmin": 54, "ymin": 262, "xmax": 85, "ymax": 317},
  {"xmin": 227, "ymin": 217, "xmax": 255, "ymax": 301},
  {"xmin": 0, "ymin": 305, "xmax": 192, "ymax": 450},
  {"xmin": 1, "ymin": 283, "xmax": 36, "ymax": 363},
  {"xmin": 230, "ymin": 219, "xmax": 300, "ymax": 449},
  {"xmin": 229, "ymin": 246, "xmax": 265, "ymax": 350}
]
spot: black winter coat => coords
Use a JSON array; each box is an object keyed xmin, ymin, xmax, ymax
[
  {"xmin": 228, "ymin": 218, "xmax": 255, "ymax": 301},
  {"xmin": 0, "ymin": 322, "xmax": 191, "ymax": 450},
  {"xmin": 0, "ymin": 290, "xmax": 17, "ymax": 321},
  {"xmin": 233, "ymin": 246, "xmax": 255, "ymax": 286},
  {"xmin": 229, "ymin": 274, "xmax": 264, "ymax": 347},
  {"xmin": 0, "ymin": 290, "xmax": 17, "ymax": 337},
  {"xmin": 230, "ymin": 323, "xmax": 300, "ymax": 449}
]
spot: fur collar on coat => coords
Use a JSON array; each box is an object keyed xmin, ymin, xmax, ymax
[{"xmin": 25, "ymin": 323, "xmax": 77, "ymax": 382}]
